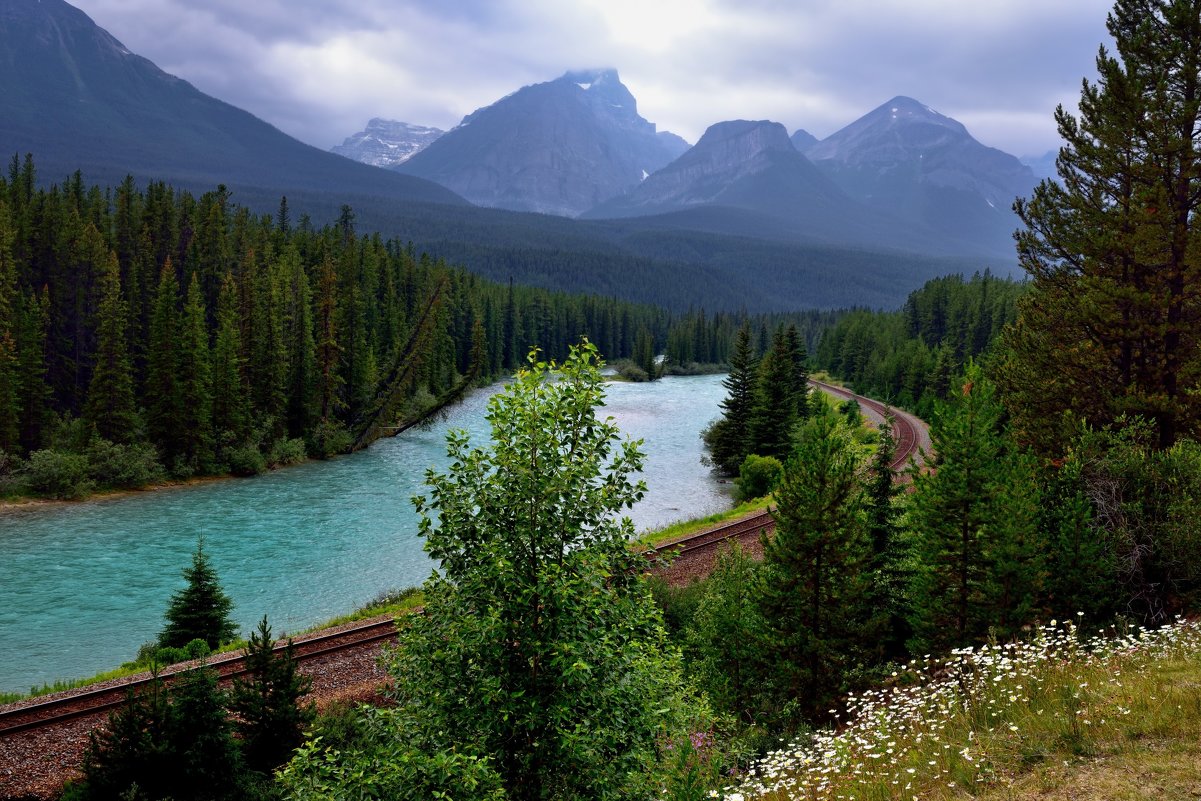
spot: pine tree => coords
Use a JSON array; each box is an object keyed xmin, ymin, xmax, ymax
[
  {"xmin": 314, "ymin": 256, "xmax": 342, "ymax": 421},
  {"xmin": 0, "ymin": 200, "xmax": 21, "ymax": 453},
  {"xmin": 749, "ymin": 326, "xmax": 800, "ymax": 461},
  {"xmin": 757, "ymin": 414, "xmax": 872, "ymax": 718},
  {"xmin": 145, "ymin": 260, "xmax": 181, "ymax": 460},
  {"xmin": 704, "ymin": 323, "xmax": 758, "ymax": 474},
  {"xmin": 784, "ymin": 323, "xmax": 810, "ymax": 419},
  {"xmin": 83, "ymin": 251, "xmax": 139, "ymax": 443},
  {"xmin": 1003, "ymin": 0, "xmax": 1201, "ymax": 451},
  {"xmin": 865, "ymin": 414, "xmax": 909, "ymax": 660},
  {"xmin": 160, "ymin": 539, "xmax": 238, "ymax": 650},
  {"xmin": 907, "ymin": 365, "xmax": 1044, "ymax": 652},
  {"xmin": 210, "ymin": 271, "xmax": 249, "ymax": 445},
  {"xmin": 282, "ymin": 249, "xmax": 316, "ymax": 437},
  {"xmin": 16, "ymin": 289, "xmax": 51, "ymax": 453},
  {"xmin": 176, "ymin": 273, "xmax": 213, "ymax": 469},
  {"xmin": 230, "ymin": 616, "xmax": 314, "ymax": 774}
]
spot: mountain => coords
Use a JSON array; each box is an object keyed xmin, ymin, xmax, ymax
[
  {"xmin": 395, "ymin": 69, "xmax": 689, "ymax": 216},
  {"xmin": 331, "ymin": 118, "xmax": 445, "ymax": 167},
  {"xmin": 0, "ymin": 0, "xmax": 464, "ymax": 217},
  {"xmin": 585, "ymin": 119, "xmax": 954, "ymax": 254},
  {"xmin": 1021, "ymin": 149, "xmax": 1059, "ymax": 180},
  {"xmin": 790, "ymin": 129, "xmax": 818, "ymax": 151},
  {"xmin": 805, "ymin": 96, "xmax": 1037, "ymax": 257}
]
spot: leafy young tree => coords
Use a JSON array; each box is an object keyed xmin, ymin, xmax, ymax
[
  {"xmin": 382, "ymin": 342, "xmax": 688, "ymax": 801},
  {"xmin": 1003, "ymin": 0, "xmax": 1201, "ymax": 452},
  {"xmin": 230, "ymin": 616, "xmax": 315, "ymax": 774},
  {"xmin": 160, "ymin": 538, "xmax": 238, "ymax": 650}
]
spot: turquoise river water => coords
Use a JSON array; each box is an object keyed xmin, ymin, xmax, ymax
[{"xmin": 0, "ymin": 374, "xmax": 731, "ymax": 693}]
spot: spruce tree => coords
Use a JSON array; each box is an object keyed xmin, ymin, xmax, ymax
[
  {"xmin": 749, "ymin": 326, "xmax": 800, "ymax": 461},
  {"xmin": 1004, "ymin": 0, "xmax": 1201, "ymax": 451},
  {"xmin": 865, "ymin": 414, "xmax": 909, "ymax": 660},
  {"xmin": 230, "ymin": 616, "xmax": 314, "ymax": 774},
  {"xmin": 907, "ymin": 365, "xmax": 1044, "ymax": 653},
  {"xmin": 83, "ymin": 252, "xmax": 139, "ymax": 443},
  {"xmin": 16, "ymin": 289, "xmax": 50, "ymax": 453},
  {"xmin": 0, "ymin": 201, "xmax": 20, "ymax": 453},
  {"xmin": 757, "ymin": 414, "xmax": 872, "ymax": 718},
  {"xmin": 160, "ymin": 539, "xmax": 238, "ymax": 650},
  {"xmin": 705, "ymin": 323, "xmax": 758, "ymax": 474},
  {"xmin": 176, "ymin": 273, "xmax": 213, "ymax": 470},
  {"xmin": 145, "ymin": 260, "xmax": 181, "ymax": 460},
  {"xmin": 210, "ymin": 271, "xmax": 249, "ymax": 445}
]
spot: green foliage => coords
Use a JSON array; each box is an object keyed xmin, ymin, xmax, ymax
[
  {"xmin": 75, "ymin": 666, "xmax": 242, "ymax": 801},
  {"xmin": 1003, "ymin": 0, "xmax": 1201, "ymax": 451},
  {"xmin": 814, "ymin": 271, "xmax": 1022, "ymax": 417},
  {"xmin": 703, "ymin": 324, "xmax": 758, "ymax": 474},
  {"xmin": 905, "ymin": 365, "xmax": 1045, "ymax": 653},
  {"xmin": 83, "ymin": 438, "xmax": 165, "ymax": 488},
  {"xmin": 285, "ymin": 342, "xmax": 691, "ymax": 800},
  {"xmin": 758, "ymin": 413, "xmax": 873, "ymax": 719},
  {"xmin": 225, "ymin": 443, "xmax": 268, "ymax": 476},
  {"xmin": 307, "ymin": 420, "xmax": 352, "ymax": 459},
  {"xmin": 735, "ymin": 453, "xmax": 782, "ymax": 501},
  {"xmin": 685, "ymin": 543, "xmax": 765, "ymax": 724},
  {"xmin": 267, "ymin": 437, "xmax": 308, "ymax": 468},
  {"xmin": 279, "ymin": 707, "xmax": 506, "ymax": 801},
  {"xmin": 26, "ymin": 448, "xmax": 92, "ymax": 498},
  {"xmin": 748, "ymin": 325, "xmax": 810, "ymax": 461},
  {"xmin": 231, "ymin": 616, "xmax": 315, "ymax": 774},
  {"xmin": 159, "ymin": 539, "xmax": 238, "ymax": 651}
]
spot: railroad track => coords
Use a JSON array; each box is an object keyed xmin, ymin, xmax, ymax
[
  {"xmin": 0, "ymin": 618, "xmax": 399, "ymax": 738},
  {"xmin": 2, "ymin": 382, "xmax": 928, "ymax": 741}
]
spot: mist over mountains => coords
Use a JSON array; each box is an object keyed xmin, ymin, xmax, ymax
[{"xmin": 1, "ymin": 0, "xmax": 1022, "ymax": 312}]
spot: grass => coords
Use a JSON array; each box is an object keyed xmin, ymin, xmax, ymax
[
  {"xmin": 719, "ymin": 616, "xmax": 1201, "ymax": 800},
  {"xmin": 634, "ymin": 497, "xmax": 773, "ymax": 549}
]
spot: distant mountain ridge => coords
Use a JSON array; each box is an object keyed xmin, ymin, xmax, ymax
[
  {"xmin": 0, "ymin": 0, "xmax": 464, "ymax": 215},
  {"xmin": 395, "ymin": 69, "xmax": 689, "ymax": 216},
  {"xmin": 332, "ymin": 119, "xmax": 444, "ymax": 167},
  {"xmin": 805, "ymin": 96, "xmax": 1036, "ymax": 255}
]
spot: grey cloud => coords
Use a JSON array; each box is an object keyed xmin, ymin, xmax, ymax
[{"xmin": 70, "ymin": 0, "xmax": 1115, "ymax": 157}]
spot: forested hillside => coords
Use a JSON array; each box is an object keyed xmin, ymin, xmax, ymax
[
  {"xmin": 814, "ymin": 271, "xmax": 1023, "ymax": 417},
  {"xmin": 0, "ymin": 158, "xmax": 676, "ymax": 496}
]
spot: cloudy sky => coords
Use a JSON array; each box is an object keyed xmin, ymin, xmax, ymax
[{"xmin": 70, "ymin": 0, "xmax": 1113, "ymax": 159}]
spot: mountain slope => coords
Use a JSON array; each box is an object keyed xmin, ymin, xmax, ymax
[
  {"xmin": 396, "ymin": 69, "xmax": 688, "ymax": 216},
  {"xmin": 0, "ymin": 0, "xmax": 465, "ymax": 213},
  {"xmin": 332, "ymin": 119, "xmax": 445, "ymax": 167},
  {"xmin": 806, "ymin": 96, "xmax": 1036, "ymax": 257}
]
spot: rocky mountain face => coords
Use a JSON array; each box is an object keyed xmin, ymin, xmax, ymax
[
  {"xmin": 790, "ymin": 129, "xmax": 818, "ymax": 151},
  {"xmin": 0, "ymin": 0, "xmax": 463, "ymax": 214},
  {"xmin": 396, "ymin": 69, "xmax": 689, "ymax": 216},
  {"xmin": 805, "ymin": 96, "xmax": 1036, "ymax": 256},
  {"xmin": 586, "ymin": 119, "xmax": 948, "ymax": 253},
  {"xmin": 331, "ymin": 119, "xmax": 444, "ymax": 167}
]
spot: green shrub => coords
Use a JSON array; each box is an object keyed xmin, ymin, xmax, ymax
[
  {"xmin": 616, "ymin": 361, "xmax": 650, "ymax": 382},
  {"xmin": 225, "ymin": 444, "xmax": 267, "ymax": 476},
  {"xmin": 736, "ymin": 453, "xmax": 783, "ymax": 501},
  {"xmin": 267, "ymin": 437, "xmax": 307, "ymax": 468},
  {"xmin": 308, "ymin": 421, "xmax": 352, "ymax": 459},
  {"xmin": 0, "ymin": 450, "xmax": 29, "ymax": 497},
  {"xmin": 27, "ymin": 449, "xmax": 93, "ymax": 498},
  {"xmin": 85, "ymin": 438, "xmax": 166, "ymax": 488}
]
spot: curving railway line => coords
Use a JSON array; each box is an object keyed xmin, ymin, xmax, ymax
[{"xmin": 0, "ymin": 381, "xmax": 930, "ymax": 796}]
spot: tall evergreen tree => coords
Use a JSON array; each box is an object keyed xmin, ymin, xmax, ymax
[
  {"xmin": 230, "ymin": 616, "xmax": 315, "ymax": 774},
  {"xmin": 704, "ymin": 323, "xmax": 758, "ymax": 474},
  {"xmin": 314, "ymin": 256, "xmax": 342, "ymax": 421},
  {"xmin": 749, "ymin": 326, "xmax": 801, "ymax": 461},
  {"xmin": 1003, "ymin": 0, "xmax": 1201, "ymax": 451},
  {"xmin": 145, "ymin": 259, "xmax": 181, "ymax": 461},
  {"xmin": 865, "ymin": 414, "xmax": 909, "ymax": 660},
  {"xmin": 0, "ymin": 201, "xmax": 21, "ymax": 452},
  {"xmin": 907, "ymin": 365, "xmax": 1044, "ymax": 653},
  {"xmin": 757, "ymin": 414, "xmax": 872, "ymax": 717},
  {"xmin": 160, "ymin": 538, "xmax": 238, "ymax": 650},
  {"xmin": 176, "ymin": 273, "xmax": 213, "ymax": 469},
  {"xmin": 83, "ymin": 252, "xmax": 139, "ymax": 443},
  {"xmin": 16, "ymin": 289, "xmax": 51, "ymax": 453},
  {"xmin": 210, "ymin": 271, "xmax": 249, "ymax": 445}
]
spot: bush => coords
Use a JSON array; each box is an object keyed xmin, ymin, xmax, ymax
[
  {"xmin": 225, "ymin": 444, "xmax": 267, "ymax": 476},
  {"xmin": 308, "ymin": 421, "xmax": 352, "ymax": 459},
  {"xmin": 85, "ymin": 438, "xmax": 166, "ymax": 488},
  {"xmin": 27, "ymin": 449, "xmax": 93, "ymax": 499},
  {"xmin": 267, "ymin": 437, "xmax": 307, "ymax": 468},
  {"xmin": 735, "ymin": 453, "xmax": 783, "ymax": 501},
  {"xmin": 0, "ymin": 450, "xmax": 29, "ymax": 497},
  {"xmin": 615, "ymin": 361, "xmax": 651, "ymax": 382}
]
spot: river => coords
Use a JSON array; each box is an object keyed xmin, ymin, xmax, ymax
[{"xmin": 0, "ymin": 374, "xmax": 731, "ymax": 693}]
